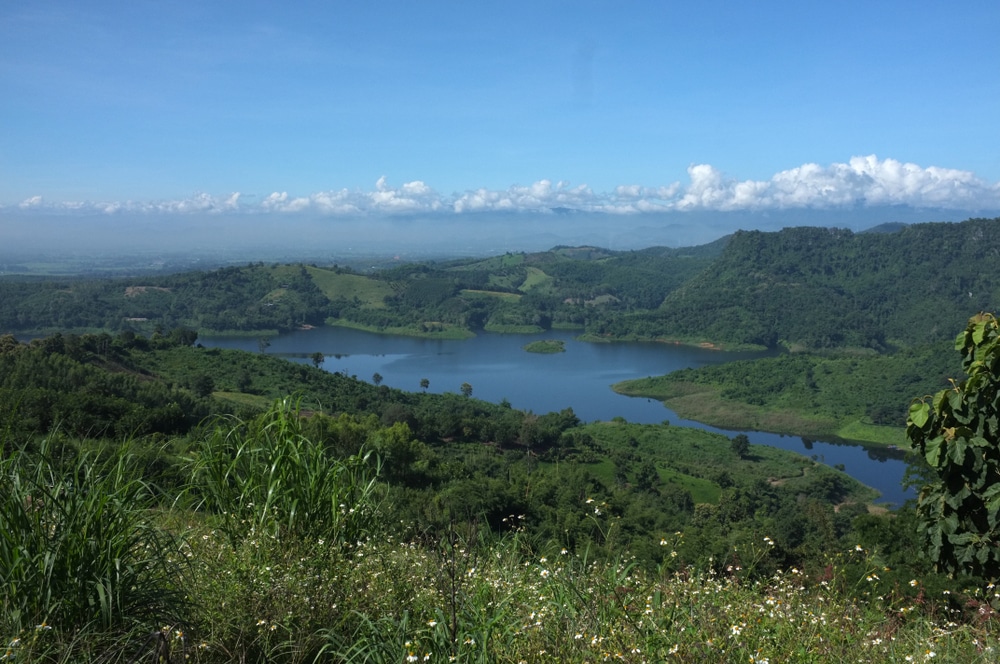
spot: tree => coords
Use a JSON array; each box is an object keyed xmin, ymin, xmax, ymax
[
  {"xmin": 460, "ymin": 382, "xmax": 473, "ymax": 398},
  {"xmin": 257, "ymin": 336, "xmax": 271, "ymax": 354},
  {"xmin": 419, "ymin": 378, "xmax": 429, "ymax": 391},
  {"xmin": 169, "ymin": 327, "xmax": 198, "ymax": 347},
  {"xmin": 310, "ymin": 352, "xmax": 325, "ymax": 368},
  {"xmin": 730, "ymin": 433, "xmax": 750, "ymax": 459},
  {"xmin": 907, "ymin": 312, "xmax": 1000, "ymax": 578},
  {"xmin": 190, "ymin": 373, "xmax": 215, "ymax": 398},
  {"xmin": 372, "ymin": 372, "xmax": 383, "ymax": 386}
]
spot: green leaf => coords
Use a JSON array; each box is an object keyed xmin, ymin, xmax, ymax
[
  {"xmin": 956, "ymin": 330, "xmax": 970, "ymax": 351},
  {"xmin": 908, "ymin": 401, "xmax": 930, "ymax": 428},
  {"xmin": 973, "ymin": 320, "xmax": 989, "ymax": 345},
  {"xmin": 947, "ymin": 437, "xmax": 968, "ymax": 466},
  {"xmin": 924, "ymin": 436, "xmax": 944, "ymax": 467}
]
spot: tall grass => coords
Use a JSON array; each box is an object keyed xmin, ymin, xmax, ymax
[
  {"xmin": 5, "ymin": 403, "xmax": 1000, "ymax": 662},
  {"xmin": 188, "ymin": 397, "xmax": 382, "ymax": 547},
  {"xmin": 0, "ymin": 437, "xmax": 188, "ymax": 655}
]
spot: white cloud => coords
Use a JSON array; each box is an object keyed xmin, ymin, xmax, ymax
[
  {"xmin": 676, "ymin": 156, "xmax": 1000, "ymax": 211},
  {"xmin": 4, "ymin": 157, "xmax": 998, "ymax": 217}
]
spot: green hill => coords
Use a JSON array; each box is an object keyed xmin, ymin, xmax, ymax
[{"xmin": 649, "ymin": 218, "xmax": 1000, "ymax": 350}]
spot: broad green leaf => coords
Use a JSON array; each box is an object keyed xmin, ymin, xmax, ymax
[
  {"xmin": 924, "ymin": 436, "xmax": 944, "ymax": 467},
  {"xmin": 908, "ymin": 401, "xmax": 930, "ymax": 428},
  {"xmin": 948, "ymin": 437, "xmax": 968, "ymax": 466},
  {"xmin": 973, "ymin": 320, "xmax": 989, "ymax": 345},
  {"xmin": 956, "ymin": 330, "xmax": 970, "ymax": 351}
]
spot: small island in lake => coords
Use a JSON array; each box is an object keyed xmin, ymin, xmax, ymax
[{"xmin": 524, "ymin": 339, "xmax": 566, "ymax": 354}]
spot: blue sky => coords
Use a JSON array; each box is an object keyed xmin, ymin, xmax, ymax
[{"xmin": 2, "ymin": 0, "xmax": 999, "ymax": 229}]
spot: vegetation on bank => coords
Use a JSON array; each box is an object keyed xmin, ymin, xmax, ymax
[
  {"xmin": 614, "ymin": 343, "xmax": 957, "ymax": 444},
  {"xmin": 326, "ymin": 317, "xmax": 475, "ymax": 339}
]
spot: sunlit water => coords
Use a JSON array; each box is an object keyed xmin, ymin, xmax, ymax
[{"xmin": 201, "ymin": 327, "xmax": 914, "ymax": 506}]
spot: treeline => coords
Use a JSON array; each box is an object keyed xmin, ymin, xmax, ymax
[{"xmin": 0, "ymin": 263, "xmax": 329, "ymax": 334}]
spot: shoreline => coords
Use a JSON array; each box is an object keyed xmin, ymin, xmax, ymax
[{"xmin": 612, "ymin": 381, "xmax": 908, "ymax": 449}]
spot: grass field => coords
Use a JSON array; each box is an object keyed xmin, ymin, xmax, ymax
[
  {"xmin": 304, "ymin": 266, "xmax": 394, "ymax": 308},
  {"xmin": 574, "ymin": 420, "xmax": 878, "ymax": 505},
  {"xmin": 519, "ymin": 266, "xmax": 553, "ymax": 291},
  {"xmin": 328, "ymin": 317, "xmax": 475, "ymax": 339},
  {"xmin": 836, "ymin": 419, "xmax": 908, "ymax": 446},
  {"xmin": 460, "ymin": 288, "xmax": 523, "ymax": 301},
  {"xmin": 212, "ymin": 391, "xmax": 272, "ymax": 409},
  {"xmin": 484, "ymin": 323, "xmax": 545, "ymax": 334},
  {"xmin": 447, "ymin": 253, "xmax": 525, "ymax": 271}
]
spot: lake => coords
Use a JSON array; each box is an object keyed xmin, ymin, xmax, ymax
[{"xmin": 201, "ymin": 326, "xmax": 914, "ymax": 506}]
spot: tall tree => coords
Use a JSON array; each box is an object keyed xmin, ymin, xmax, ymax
[{"xmin": 730, "ymin": 433, "xmax": 750, "ymax": 459}]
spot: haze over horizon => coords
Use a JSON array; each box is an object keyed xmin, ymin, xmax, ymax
[{"xmin": 2, "ymin": 1, "xmax": 998, "ymax": 258}]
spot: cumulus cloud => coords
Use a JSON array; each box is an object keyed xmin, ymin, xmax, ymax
[
  {"xmin": 4, "ymin": 157, "xmax": 998, "ymax": 217},
  {"xmin": 453, "ymin": 180, "xmax": 601, "ymax": 213},
  {"xmin": 257, "ymin": 178, "xmax": 444, "ymax": 214},
  {"xmin": 671, "ymin": 156, "xmax": 1000, "ymax": 211}
]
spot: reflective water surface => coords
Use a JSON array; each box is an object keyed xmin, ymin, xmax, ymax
[{"xmin": 202, "ymin": 326, "xmax": 914, "ymax": 506}]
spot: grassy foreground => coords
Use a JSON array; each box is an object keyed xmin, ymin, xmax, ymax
[{"xmin": 4, "ymin": 401, "xmax": 998, "ymax": 663}]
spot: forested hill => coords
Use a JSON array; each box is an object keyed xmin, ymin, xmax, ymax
[
  {"xmin": 2, "ymin": 217, "xmax": 999, "ymax": 351},
  {"xmin": 0, "ymin": 242, "xmax": 727, "ymax": 338},
  {"xmin": 596, "ymin": 217, "xmax": 1000, "ymax": 349}
]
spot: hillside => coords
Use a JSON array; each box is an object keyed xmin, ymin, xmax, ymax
[
  {"xmin": 614, "ymin": 342, "xmax": 958, "ymax": 444},
  {"xmin": 4, "ymin": 219, "xmax": 1000, "ymax": 352},
  {"xmin": 0, "ymin": 242, "xmax": 726, "ymax": 339},
  {"xmin": 649, "ymin": 218, "xmax": 1000, "ymax": 349}
]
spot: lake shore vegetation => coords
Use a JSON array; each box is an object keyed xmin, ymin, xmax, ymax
[{"xmin": 613, "ymin": 343, "xmax": 956, "ymax": 445}]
